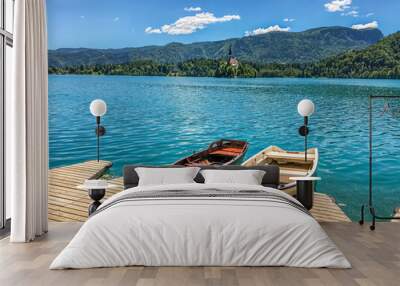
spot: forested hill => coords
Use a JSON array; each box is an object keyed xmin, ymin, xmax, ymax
[
  {"xmin": 48, "ymin": 26, "xmax": 383, "ymax": 67},
  {"xmin": 49, "ymin": 32, "xmax": 400, "ymax": 79},
  {"xmin": 305, "ymin": 31, "xmax": 400, "ymax": 78}
]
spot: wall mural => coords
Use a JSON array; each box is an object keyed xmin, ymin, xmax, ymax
[{"xmin": 47, "ymin": 0, "xmax": 400, "ymax": 222}]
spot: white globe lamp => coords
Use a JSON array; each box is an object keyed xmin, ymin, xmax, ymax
[
  {"xmin": 297, "ymin": 99, "xmax": 315, "ymax": 117},
  {"xmin": 90, "ymin": 99, "xmax": 107, "ymax": 117}
]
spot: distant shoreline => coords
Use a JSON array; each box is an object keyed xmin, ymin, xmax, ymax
[
  {"xmin": 47, "ymin": 71, "xmax": 400, "ymax": 80},
  {"xmin": 47, "ymin": 73, "xmax": 400, "ymax": 81}
]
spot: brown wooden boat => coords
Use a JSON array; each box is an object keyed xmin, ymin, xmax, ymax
[{"xmin": 174, "ymin": 139, "xmax": 249, "ymax": 166}]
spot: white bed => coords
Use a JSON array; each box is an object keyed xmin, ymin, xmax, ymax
[{"xmin": 50, "ymin": 183, "xmax": 351, "ymax": 269}]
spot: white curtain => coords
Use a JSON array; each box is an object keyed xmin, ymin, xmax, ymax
[{"xmin": 7, "ymin": 0, "xmax": 48, "ymax": 242}]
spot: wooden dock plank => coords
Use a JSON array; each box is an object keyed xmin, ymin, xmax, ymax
[
  {"xmin": 48, "ymin": 160, "xmax": 112, "ymax": 222},
  {"xmin": 48, "ymin": 161, "xmax": 350, "ymax": 222}
]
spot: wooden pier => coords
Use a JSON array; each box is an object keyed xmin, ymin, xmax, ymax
[
  {"xmin": 48, "ymin": 160, "xmax": 115, "ymax": 221},
  {"xmin": 48, "ymin": 161, "xmax": 350, "ymax": 222}
]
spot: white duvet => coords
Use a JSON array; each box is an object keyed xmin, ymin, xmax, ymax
[{"xmin": 50, "ymin": 183, "xmax": 351, "ymax": 269}]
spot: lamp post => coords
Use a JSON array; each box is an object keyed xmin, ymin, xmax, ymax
[
  {"xmin": 297, "ymin": 99, "xmax": 315, "ymax": 162},
  {"xmin": 90, "ymin": 99, "xmax": 107, "ymax": 162}
]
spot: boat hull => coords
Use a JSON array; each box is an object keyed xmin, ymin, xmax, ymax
[
  {"xmin": 174, "ymin": 139, "xmax": 249, "ymax": 167},
  {"xmin": 242, "ymin": 146, "xmax": 318, "ymax": 196}
]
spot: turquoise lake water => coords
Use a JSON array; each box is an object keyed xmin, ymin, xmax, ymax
[{"xmin": 49, "ymin": 75, "xmax": 400, "ymax": 220}]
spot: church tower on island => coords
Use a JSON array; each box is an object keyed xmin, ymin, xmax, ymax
[{"xmin": 227, "ymin": 46, "xmax": 239, "ymax": 67}]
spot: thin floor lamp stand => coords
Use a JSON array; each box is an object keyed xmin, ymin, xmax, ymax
[
  {"xmin": 299, "ymin": 116, "xmax": 309, "ymax": 162},
  {"xmin": 359, "ymin": 95, "xmax": 400, "ymax": 230},
  {"xmin": 97, "ymin": 117, "xmax": 100, "ymax": 162},
  {"xmin": 95, "ymin": 116, "xmax": 106, "ymax": 162},
  {"xmin": 304, "ymin": 116, "xmax": 308, "ymax": 162}
]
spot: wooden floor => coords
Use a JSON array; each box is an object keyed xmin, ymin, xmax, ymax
[
  {"xmin": 48, "ymin": 161, "xmax": 350, "ymax": 222},
  {"xmin": 1, "ymin": 222, "xmax": 399, "ymax": 286}
]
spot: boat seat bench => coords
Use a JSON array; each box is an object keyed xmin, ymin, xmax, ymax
[{"xmin": 210, "ymin": 150, "xmax": 242, "ymax": 156}]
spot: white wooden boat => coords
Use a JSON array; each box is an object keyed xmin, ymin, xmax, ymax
[{"xmin": 242, "ymin": 146, "xmax": 319, "ymax": 196}]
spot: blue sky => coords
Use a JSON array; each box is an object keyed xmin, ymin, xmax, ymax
[{"xmin": 47, "ymin": 0, "xmax": 400, "ymax": 49}]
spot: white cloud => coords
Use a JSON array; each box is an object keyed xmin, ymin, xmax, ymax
[
  {"xmin": 283, "ymin": 18, "xmax": 295, "ymax": 22},
  {"xmin": 245, "ymin": 25, "xmax": 290, "ymax": 36},
  {"xmin": 113, "ymin": 17, "xmax": 120, "ymax": 22},
  {"xmin": 146, "ymin": 12, "xmax": 240, "ymax": 35},
  {"xmin": 145, "ymin": 27, "xmax": 162, "ymax": 34},
  {"xmin": 80, "ymin": 15, "xmax": 85, "ymax": 19},
  {"xmin": 366, "ymin": 12, "xmax": 374, "ymax": 17},
  {"xmin": 324, "ymin": 0, "xmax": 352, "ymax": 12},
  {"xmin": 341, "ymin": 10, "xmax": 359, "ymax": 17},
  {"xmin": 351, "ymin": 21, "xmax": 378, "ymax": 30},
  {"xmin": 184, "ymin": 7, "xmax": 202, "ymax": 12}
]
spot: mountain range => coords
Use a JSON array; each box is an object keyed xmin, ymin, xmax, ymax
[{"xmin": 48, "ymin": 26, "xmax": 384, "ymax": 67}]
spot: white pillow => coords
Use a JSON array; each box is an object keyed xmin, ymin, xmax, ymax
[
  {"xmin": 200, "ymin": 169, "xmax": 266, "ymax": 185},
  {"xmin": 136, "ymin": 167, "xmax": 200, "ymax": 186}
]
